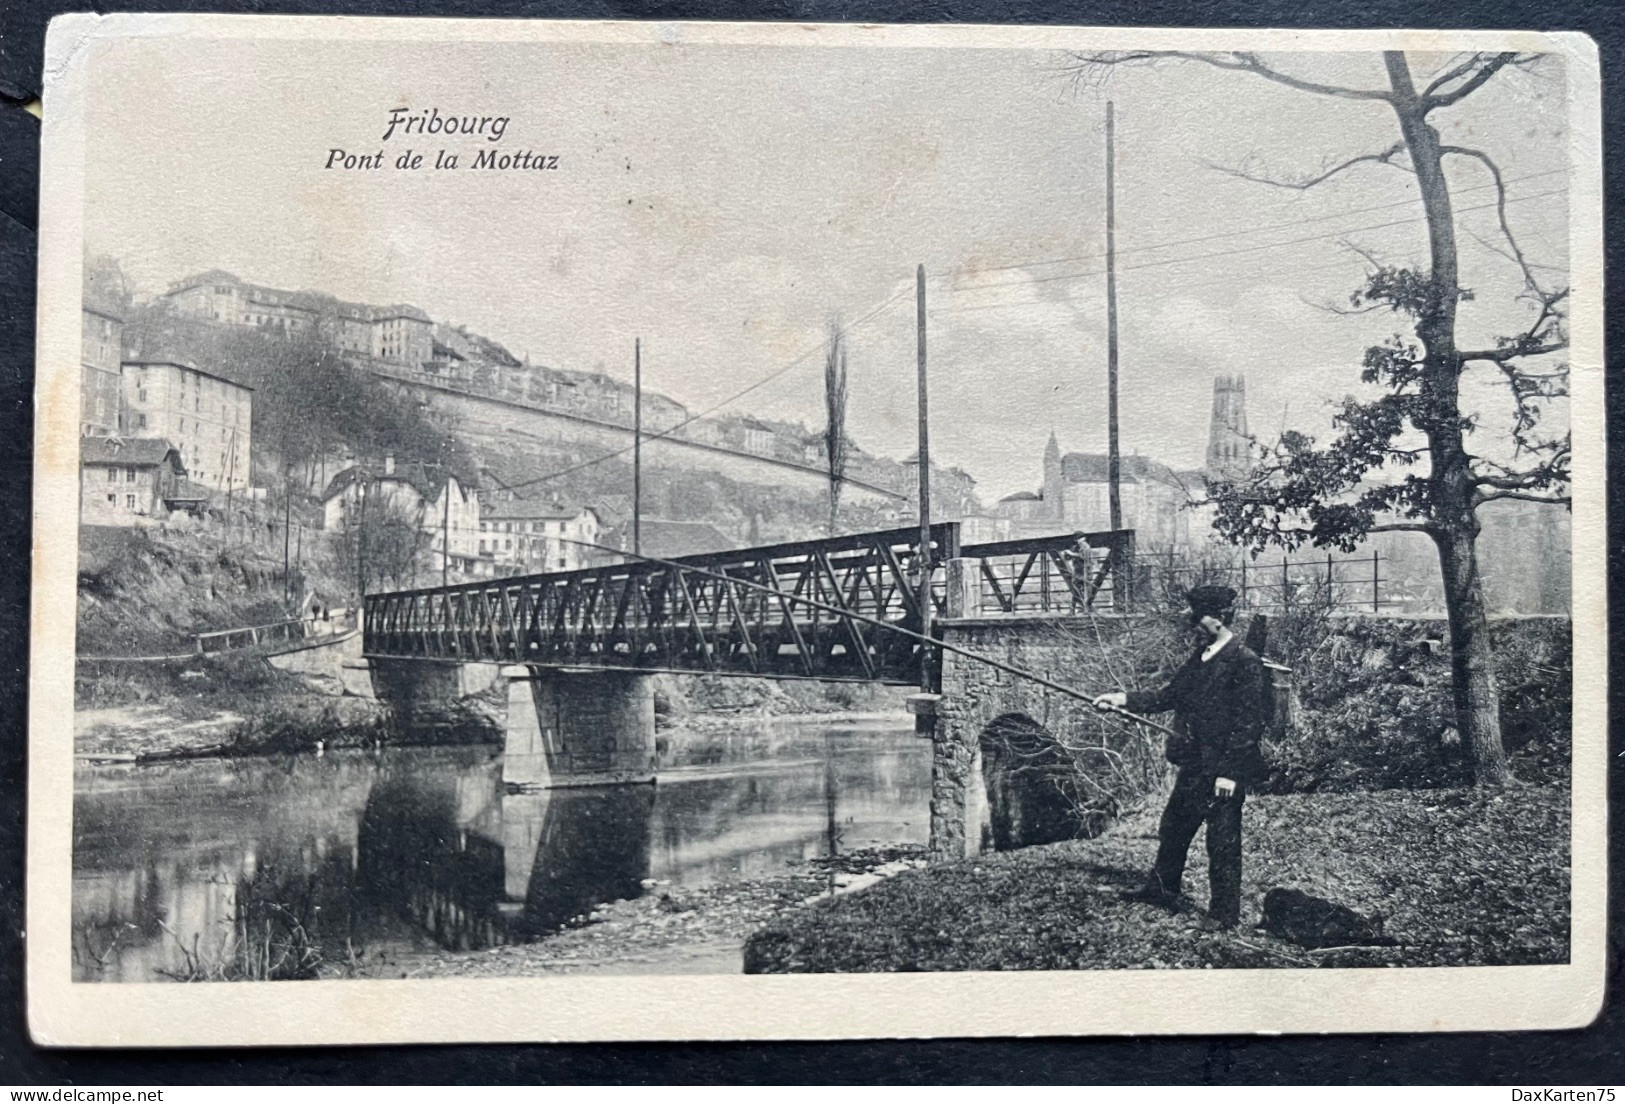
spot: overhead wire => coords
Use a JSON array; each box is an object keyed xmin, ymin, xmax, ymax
[
  {"xmin": 940, "ymin": 187, "xmax": 1566, "ymax": 299},
  {"xmin": 484, "ymin": 172, "xmax": 1568, "ymax": 491},
  {"xmin": 944, "ymin": 166, "xmax": 1565, "ymax": 278},
  {"xmin": 928, "ymin": 188, "xmax": 1566, "ymax": 317},
  {"xmin": 485, "ymin": 283, "xmax": 913, "ymax": 496}
]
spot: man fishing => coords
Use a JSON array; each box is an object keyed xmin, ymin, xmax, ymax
[{"xmin": 1092, "ymin": 584, "xmax": 1272, "ymax": 932}]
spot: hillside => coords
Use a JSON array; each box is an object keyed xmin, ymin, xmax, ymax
[
  {"xmin": 118, "ymin": 289, "xmax": 975, "ymax": 548},
  {"xmin": 77, "ymin": 523, "xmax": 349, "ymax": 657}
]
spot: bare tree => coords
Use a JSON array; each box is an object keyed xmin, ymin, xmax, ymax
[
  {"xmin": 336, "ymin": 477, "xmax": 430, "ymax": 593},
  {"xmin": 823, "ymin": 316, "xmax": 850, "ymax": 537},
  {"xmin": 1067, "ymin": 51, "xmax": 1568, "ymax": 786}
]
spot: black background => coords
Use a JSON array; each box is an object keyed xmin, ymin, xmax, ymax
[{"xmin": 0, "ymin": 0, "xmax": 1618, "ymax": 1084}]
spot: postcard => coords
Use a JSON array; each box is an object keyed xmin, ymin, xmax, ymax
[{"xmin": 29, "ymin": 15, "xmax": 1604, "ymax": 1044}]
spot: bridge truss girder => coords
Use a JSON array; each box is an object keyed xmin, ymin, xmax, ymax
[{"xmin": 364, "ymin": 524, "xmax": 962, "ymax": 683}]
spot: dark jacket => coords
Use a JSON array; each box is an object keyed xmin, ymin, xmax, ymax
[{"xmin": 1125, "ymin": 635, "xmax": 1272, "ymax": 784}]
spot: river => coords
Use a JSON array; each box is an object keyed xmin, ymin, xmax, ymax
[{"xmin": 71, "ymin": 717, "xmax": 929, "ymax": 982}]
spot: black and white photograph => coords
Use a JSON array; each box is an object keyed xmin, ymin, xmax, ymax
[{"xmin": 27, "ymin": 17, "xmax": 1605, "ymax": 1044}]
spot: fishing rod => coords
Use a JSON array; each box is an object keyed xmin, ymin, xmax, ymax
[{"xmin": 517, "ymin": 535, "xmax": 1182, "ymax": 741}]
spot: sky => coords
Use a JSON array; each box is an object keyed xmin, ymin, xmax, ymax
[{"xmin": 81, "ymin": 34, "xmax": 1573, "ymax": 502}]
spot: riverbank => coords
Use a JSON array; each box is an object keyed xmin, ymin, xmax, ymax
[
  {"xmin": 74, "ymin": 693, "xmax": 401, "ymax": 761},
  {"xmin": 352, "ymin": 845, "xmax": 927, "ymax": 979},
  {"xmin": 75, "ymin": 658, "xmax": 913, "ymax": 763},
  {"xmin": 744, "ymin": 783, "xmax": 1570, "ymax": 972}
]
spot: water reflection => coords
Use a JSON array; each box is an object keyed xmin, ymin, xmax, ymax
[{"xmin": 72, "ymin": 721, "xmax": 927, "ymax": 982}]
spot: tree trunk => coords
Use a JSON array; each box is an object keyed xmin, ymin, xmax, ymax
[
  {"xmin": 1384, "ymin": 52, "xmax": 1510, "ymax": 786},
  {"xmin": 1434, "ymin": 525, "xmax": 1510, "ymax": 786}
]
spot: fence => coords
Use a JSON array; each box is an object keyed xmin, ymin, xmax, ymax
[
  {"xmin": 1143, "ymin": 549, "xmax": 1386, "ymax": 613},
  {"xmin": 193, "ymin": 607, "xmax": 357, "ymax": 655}
]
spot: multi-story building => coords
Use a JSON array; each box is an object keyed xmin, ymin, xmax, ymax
[
  {"xmin": 120, "ymin": 358, "xmax": 254, "ymax": 494},
  {"xmin": 990, "ymin": 377, "xmax": 1248, "ymax": 550},
  {"xmin": 321, "ymin": 457, "xmax": 483, "ymax": 578},
  {"xmin": 162, "ymin": 270, "xmax": 254, "ymax": 325},
  {"xmin": 79, "ymin": 436, "xmax": 187, "ymax": 526},
  {"xmin": 479, "ymin": 498, "xmax": 603, "ymax": 573},
  {"xmin": 335, "ymin": 306, "xmax": 375, "ymax": 356},
  {"xmin": 162, "ymin": 271, "xmax": 433, "ymax": 368},
  {"xmin": 80, "ymin": 293, "xmax": 125, "ymax": 436},
  {"xmin": 371, "ymin": 306, "xmax": 433, "ymax": 367},
  {"xmin": 990, "ymin": 431, "xmax": 1198, "ymax": 549}
]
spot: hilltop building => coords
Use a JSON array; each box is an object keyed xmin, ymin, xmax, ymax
[
  {"xmin": 120, "ymin": 358, "xmax": 254, "ymax": 494},
  {"xmin": 79, "ymin": 436, "xmax": 189, "ymax": 526},
  {"xmin": 162, "ymin": 271, "xmax": 433, "ymax": 369},
  {"xmin": 989, "ymin": 430, "xmax": 1197, "ymax": 549},
  {"xmin": 988, "ymin": 375, "xmax": 1250, "ymax": 550},
  {"xmin": 153, "ymin": 268, "xmax": 968, "ymax": 525},
  {"xmin": 81, "ymin": 293, "xmax": 125, "ymax": 437}
]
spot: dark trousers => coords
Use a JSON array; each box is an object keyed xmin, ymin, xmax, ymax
[{"xmin": 1148, "ymin": 769, "xmax": 1245, "ymax": 924}]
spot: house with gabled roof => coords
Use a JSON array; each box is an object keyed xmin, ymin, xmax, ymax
[{"xmin": 79, "ymin": 436, "xmax": 188, "ymax": 526}]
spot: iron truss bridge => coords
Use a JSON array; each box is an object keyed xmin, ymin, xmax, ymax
[{"xmin": 363, "ymin": 525, "xmax": 1134, "ymax": 683}]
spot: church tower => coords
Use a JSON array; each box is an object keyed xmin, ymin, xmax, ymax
[
  {"xmin": 1205, "ymin": 375, "xmax": 1251, "ymax": 482},
  {"xmin": 1042, "ymin": 430, "xmax": 1064, "ymax": 521}
]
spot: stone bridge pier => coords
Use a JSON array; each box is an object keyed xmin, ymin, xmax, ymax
[
  {"xmin": 500, "ymin": 667, "xmax": 657, "ymax": 789},
  {"xmin": 366, "ymin": 660, "xmax": 657, "ymax": 790},
  {"xmin": 926, "ymin": 560, "xmax": 1133, "ymax": 864}
]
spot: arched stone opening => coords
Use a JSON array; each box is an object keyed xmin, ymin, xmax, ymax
[{"xmin": 978, "ymin": 713, "xmax": 1090, "ymax": 851}]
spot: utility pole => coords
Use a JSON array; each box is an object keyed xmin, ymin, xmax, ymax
[
  {"xmin": 442, "ymin": 472, "xmax": 451, "ymax": 588},
  {"xmin": 282, "ymin": 477, "xmax": 292, "ymax": 607},
  {"xmin": 355, "ymin": 471, "xmax": 367, "ymax": 598},
  {"xmin": 1105, "ymin": 101, "xmax": 1123, "ymax": 534},
  {"xmin": 915, "ymin": 264, "xmax": 933, "ymax": 694},
  {"xmin": 633, "ymin": 337, "xmax": 643, "ymax": 558}
]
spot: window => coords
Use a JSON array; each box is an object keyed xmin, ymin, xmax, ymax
[
  {"xmin": 106, "ymin": 468, "xmax": 117, "ymax": 483},
  {"xmin": 558, "ymin": 558, "xmax": 567, "ymax": 569},
  {"xmin": 106, "ymin": 493, "xmax": 116, "ymax": 505},
  {"xmin": 125, "ymin": 494, "xmax": 135, "ymax": 509},
  {"xmin": 137, "ymin": 414, "xmax": 147, "ymax": 430},
  {"xmin": 125, "ymin": 468, "xmax": 136, "ymax": 483}
]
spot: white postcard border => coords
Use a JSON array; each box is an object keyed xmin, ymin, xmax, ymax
[{"xmin": 27, "ymin": 14, "xmax": 1607, "ymax": 1045}]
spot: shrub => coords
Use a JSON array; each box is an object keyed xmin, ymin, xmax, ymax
[{"xmin": 1257, "ymin": 615, "xmax": 1570, "ymax": 793}]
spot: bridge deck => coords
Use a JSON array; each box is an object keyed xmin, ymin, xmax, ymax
[{"xmin": 363, "ymin": 524, "xmax": 1132, "ymax": 682}]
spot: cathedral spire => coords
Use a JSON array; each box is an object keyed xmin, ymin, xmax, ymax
[
  {"xmin": 1205, "ymin": 375, "xmax": 1251, "ymax": 482},
  {"xmin": 1042, "ymin": 430, "xmax": 1063, "ymax": 521}
]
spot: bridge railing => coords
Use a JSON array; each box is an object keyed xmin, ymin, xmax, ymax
[
  {"xmin": 364, "ymin": 523, "xmax": 962, "ymax": 683},
  {"xmin": 957, "ymin": 529, "xmax": 1135, "ymax": 616}
]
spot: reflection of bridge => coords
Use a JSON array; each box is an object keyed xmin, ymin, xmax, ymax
[{"xmin": 358, "ymin": 524, "xmax": 1137, "ymax": 860}]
